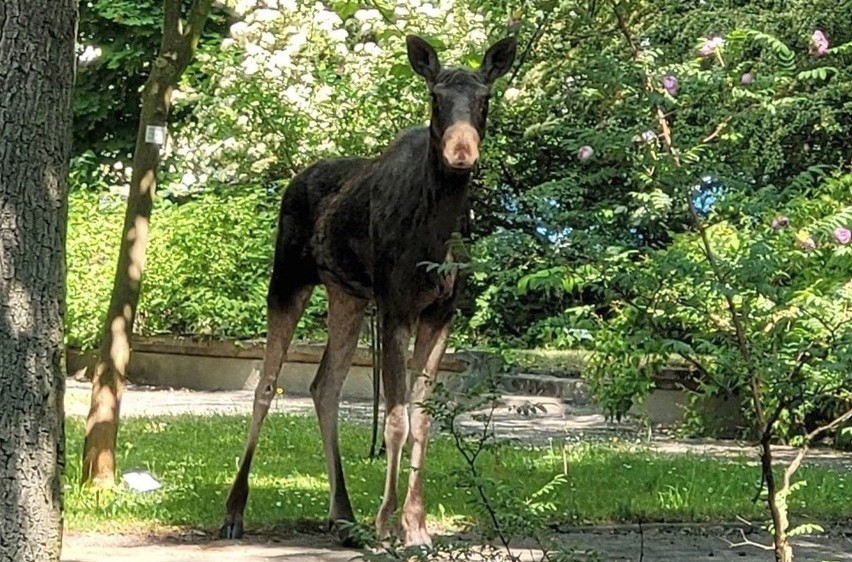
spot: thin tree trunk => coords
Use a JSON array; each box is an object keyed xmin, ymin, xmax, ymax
[
  {"xmin": 759, "ymin": 436, "xmax": 792, "ymax": 562},
  {"xmin": 0, "ymin": 1, "xmax": 77, "ymax": 560},
  {"xmin": 82, "ymin": 0, "xmax": 213, "ymax": 486}
]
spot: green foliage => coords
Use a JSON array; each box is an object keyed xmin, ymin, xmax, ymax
[
  {"xmin": 69, "ymin": 0, "xmax": 852, "ymax": 425},
  {"xmin": 66, "ymin": 186, "xmax": 329, "ymax": 350},
  {"xmin": 498, "ymin": 6, "xmax": 851, "ymax": 554},
  {"xmin": 74, "ymin": 0, "xmax": 229, "ymax": 160},
  {"xmin": 461, "ymin": 0, "xmax": 852, "ymax": 347}
]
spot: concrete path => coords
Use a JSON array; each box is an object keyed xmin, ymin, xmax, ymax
[
  {"xmin": 61, "ymin": 528, "xmax": 852, "ymax": 562},
  {"xmin": 62, "ymin": 533, "xmax": 356, "ymax": 562},
  {"xmin": 64, "ymin": 379, "xmax": 852, "ymax": 467}
]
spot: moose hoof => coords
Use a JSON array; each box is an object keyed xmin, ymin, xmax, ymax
[
  {"xmin": 404, "ymin": 527, "xmax": 432, "ymax": 549},
  {"xmin": 327, "ymin": 518, "xmax": 364, "ymax": 548},
  {"xmin": 219, "ymin": 519, "xmax": 244, "ymax": 540}
]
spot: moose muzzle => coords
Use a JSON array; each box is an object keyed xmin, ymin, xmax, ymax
[{"xmin": 442, "ymin": 123, "xmax": 480, "ymax": 170}]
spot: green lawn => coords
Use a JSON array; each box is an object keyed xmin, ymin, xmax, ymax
[{"xmin": 64, "ymin": 414, "xmax": 852, "ymax": 533}]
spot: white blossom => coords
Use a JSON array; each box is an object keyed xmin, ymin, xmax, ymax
[
  {"xmin": 171, "ymin": 0, "xmax": 501, "ymax": 182},
  {"xmin": 78, "ymin": 44, "xmax": 102, "ymax": 64},
  {"xmin": 269, "ymin": 50, "xmax": 291, "ymax": 69},
  {"xmin": 230, "ymin": 21, "xmax": 249, "ymax": 41},
  {"xmin": 354, "ymin": 9, "xmax": 381, "ymax": 22},
  {"xmin": 242, "ymin": 58, "xmax": 260, "ymax": 75},
  {"xmin": 254, "ymin": 8, "xmax": 281, "ymax": 23},
  {"xmin": 329, "ymin": 28, "xmax": 348, "ymax": 43},
  {"xmin": 181, "ymin": 172, "xmax": 197, "ymax": 187}
]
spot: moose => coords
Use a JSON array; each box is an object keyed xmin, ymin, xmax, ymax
[{"xmin": 220, "ymin": 34, "xmax": 517, "ymax": 547}]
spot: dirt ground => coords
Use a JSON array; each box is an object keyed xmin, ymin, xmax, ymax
[{"xmin": 61, "ymin": 527, "xmax": 852, "ymax": 562}]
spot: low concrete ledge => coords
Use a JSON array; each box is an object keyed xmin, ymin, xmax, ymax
[
  {"xmin": 129, "ymin": 335, "xmax": 467, "ymax": 372},
  {"xmin": 65, "ymin": 336, "xmax": 744, "ymax": 433},
  {"xmin": 66, "ymin": 336, "xmax": 466, "ymax": 399},
  {"xmin": 64, "ymin": 337, "xmax": 699, "ymax": 400}
]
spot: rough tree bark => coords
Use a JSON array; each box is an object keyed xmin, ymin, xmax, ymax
[
  {"xmin": 82, "ymin": 0, "xmax": 213, "ymax": 486},
  {"xmin": 0, "ymin": 1, "xmax": 78, "ymax": 560}
]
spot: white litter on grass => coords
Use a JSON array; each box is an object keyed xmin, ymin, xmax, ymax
[{"xmin": 122, "ymin": 470, "xmax": 162, "ymax": 493}]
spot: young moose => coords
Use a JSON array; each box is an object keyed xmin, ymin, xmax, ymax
[{"xmin": 220, "ymin": 34, "xmax": 516, "ymax": 547}]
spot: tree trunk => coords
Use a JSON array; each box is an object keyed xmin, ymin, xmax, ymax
[
  {"xmin": 0, "ymin": 1, "xmax": 77, "ymax": 560},
  {"xmin": 759, "ymin": 437, "xmax": 793, "ymax": 562},
  {"xmin": 82, "ymin": 0, "xmax": 213, "ymax": 486}
]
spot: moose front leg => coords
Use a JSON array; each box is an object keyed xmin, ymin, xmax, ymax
[
  {"xmin": 375, "ymin": 315, "xmax": 411, "ymax": 540},
  {"xmin": 401, "ymin": 303, "xmax": 453, "ymax": 547}
]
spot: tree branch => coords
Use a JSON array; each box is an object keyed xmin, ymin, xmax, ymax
[
  {"xmin": 783, "ymin": 407, "xmax": 852, "ymax": 492},
  {"xmin": 162, "ymin": 0, "xmax": 182, "ymax": 45},
  {"xmin": 178, "ymin": 0, "xmax": 214, "ymax": 71},
  {"xmin": 722, "ymin": 528, "xmax": 774, "ymax": 551},
  {"xmin": 507, "ymin": 11, "xmax": 552, "ymax": 85},
  {"xmin": 701, "ymin": 117, "xmax": 731, "ymax": 144}
]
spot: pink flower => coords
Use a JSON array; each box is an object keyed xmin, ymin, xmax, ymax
[
  {"xmin": 577, "ymin": 145, "xmax": 594, "ymax": 160},
  {"xmin": 741, "ymin": 72, "xmax": 753, "ymax": 85},
  {"xmin": 834, "ymin": 226, "xmax": 851, "ymax": 245},
  {"xmin": 699, "ymin": 37, "xmax": 725, "ymax": 57},
  {"xmin": 662, "ymin": 75, "xmax": 678, "ymax": 96},
  {"xmin": 811, "ymin": 30, "xmax": 829, "ymax": 55}
]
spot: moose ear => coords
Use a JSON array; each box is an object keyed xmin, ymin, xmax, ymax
[
  {"xmin": 406, "ymin": 35, "xmax": 441, "ymax": 85},
  {"xmin": 479, "ymin": 36, "xmax": 517, "ymax": 84}
]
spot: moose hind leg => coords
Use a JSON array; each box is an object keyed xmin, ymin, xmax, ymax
[
  {"xmin": 220, "ymin": 284, "xmax": 313, "ymax": 539},
  {"xmin": 401, "ymin": 303, "xmax": 453, "ymax": 547},
  {"xmin": 311, "ymin": 285, "xmax": 367, "ymax": 544}
]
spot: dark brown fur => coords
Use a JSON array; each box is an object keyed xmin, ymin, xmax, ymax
[{"xmin": 221, "ymin": 34, "xmax": 516, "ymax": 547}]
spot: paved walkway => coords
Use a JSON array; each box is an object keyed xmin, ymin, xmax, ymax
[
  {"xmin": 64, "ymin": 379, "xmax": 852, "ymax": 467},
  {"xmin": 61, "ymin": 528, "xmax": 852, "ymax": 562}
]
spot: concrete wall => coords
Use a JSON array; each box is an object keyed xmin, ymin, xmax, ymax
[
  {"xmin": 66, "ymin": 337, "xmax": 746, "ymax": 433},
  {"xmin": 65, "ymin": 346, "xmax": 459, "ymax": 401}
]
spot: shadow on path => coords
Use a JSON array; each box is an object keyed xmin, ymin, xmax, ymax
[{"xmin": 62, "ymin": 525, "xmax": 852, "ymax": 562}]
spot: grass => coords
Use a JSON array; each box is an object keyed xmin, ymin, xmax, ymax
[{"xmin": 64, "ymin": 413, "xmax": 852, "ymax": 534}]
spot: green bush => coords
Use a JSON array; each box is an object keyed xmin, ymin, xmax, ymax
[
  {"xmin": 504, "ymin": 8, "xmax": 852, "ymax": 443},
  {"xmin": 66, "ymin": 186, "xmax": 329, "ymax": 351}
]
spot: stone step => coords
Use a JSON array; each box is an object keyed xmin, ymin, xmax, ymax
[{"xmin": 498, "ymin": 372, "xmax": 591, "ymax": 405}]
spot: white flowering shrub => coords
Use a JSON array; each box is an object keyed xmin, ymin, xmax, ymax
[
  {"xmin": 169, "ymin": 0, "xmax": 503, "ymax": 188},
  {"xmin": 68, "ymin": 0, "xmax": 522, "ymax": 348}
]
